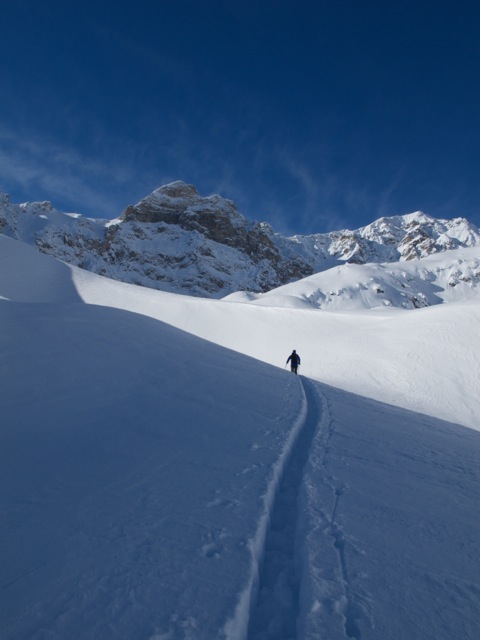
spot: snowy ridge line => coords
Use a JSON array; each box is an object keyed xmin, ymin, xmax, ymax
[{"xmin": 223, "ymin": 379, "xmax": 309, "ymax": 640}]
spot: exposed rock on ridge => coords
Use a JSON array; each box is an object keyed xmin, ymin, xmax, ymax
[
  {"xmin": 121, "ymin": 181, "xmax": 280, "ymax": 263},
  {"xmin": 1, "ymin": 180, "xmax": 479, "ymax": 299}
]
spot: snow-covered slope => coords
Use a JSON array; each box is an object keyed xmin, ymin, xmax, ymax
[
  {"xmin": 47, "ymin": 244, "xmax": 476, "ymax": 431},
  {"xmin": 227, "ymin": 246, "xmax": 480, "ymax": 310},
  {"xmin": 1, "ymin": 237, "xmax": 479, "ymax": 639},
  {"xmin": 2, "ymin": 182, "xmax": 480, "ymax": 300},
  {"xmin": 0, "ymin": 237, "xmax": 306, "ymax": 639}
]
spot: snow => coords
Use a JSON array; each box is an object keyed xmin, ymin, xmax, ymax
[
  {"xmin": 1, "ymin": 247, "xmax": 306, "ymax": 639},
  {"xmin": 1, "ymin": 234, "xmax": 480, "ymax": 639},
  {"xmin": 297, "ymin": 381, "xmax": 480, "ymax": 639},
  {"xmin": 64, "ymin": 247, "xmax": 480, "ymax": 431},
  {"xmin": 241, "ymin": 247, "xmax": 480, "ymax": 310}
]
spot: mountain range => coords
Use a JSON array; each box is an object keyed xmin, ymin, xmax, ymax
[{"xmin": 2, "ymin": 180, "xmax": 480, "ymax": 306}]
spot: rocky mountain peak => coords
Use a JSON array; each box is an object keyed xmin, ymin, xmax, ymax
[
  {"xmin": 152, "ymin": 180, "xmax": 199, "ymax": 200},
  {"xmin": 121, "ymin": 181, "xmax": 242, "ymax": 226},
  {"xmin": 21, "ymin": 200, "xmax": 55, "ymax": 214},
  {"xmin": 119, "ymin": 182, "xmax": 274, "ymax": 259}
]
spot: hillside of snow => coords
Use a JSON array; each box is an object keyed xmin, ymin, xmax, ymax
[
  {"xmin": 1, "ymin": 236, "xmax": 479, "ymax": 639},
  {"xmin": 44, "ymin": 235, "xmax": 478, "ymax": 431},
  {"xmin": 226, "ymin": 246, "xmax": 480, "ymax": 310}
]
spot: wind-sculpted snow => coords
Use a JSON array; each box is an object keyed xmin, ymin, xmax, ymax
[
  {"xmin": 0, "ymin": 235, "xmax": 83, "ymax": 303},
  {"xmin": 1, "ymin": 236, "xmax": 479, "ymax": 638}
]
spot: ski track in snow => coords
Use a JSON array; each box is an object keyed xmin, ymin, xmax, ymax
[
  {"xmin": 235, "ymin": 376, "xmax": 371, "ymax": 640},
  {"xmin": 246, "ymin": 377, "xmax": 320, "ymax": 640},
  {"xmin": 295, "ymin": 380, "xmax": 372, "ymax": 640},
  {"xmin": 223, "ymin": 378, "xmax": 309, "ymax": 640},
  {"xmin": 305, "ymin": 381, "xmax": 365, "ymax": 640}
]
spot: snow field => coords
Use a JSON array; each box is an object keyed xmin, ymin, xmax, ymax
[
  {"xmin": 296, "ymin": 381, "xmax": 480, "ymax": 639},
  {"xmin": 0, "ymin": 296, "xmax": 306, "ymax": 639},
  {"xmin": 1, "ymin": 235, "xmax": 480, "ymax": 639},
  {"xmin": 68, "ymin": 256, "xmax": 480, "ymax": 431}
]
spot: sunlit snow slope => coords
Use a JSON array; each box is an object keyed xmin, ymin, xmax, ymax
[
  {"xmin": 1, "ymin": 235, "xmax": 479, "ymax": 640},
  {"xmin": 58, "ymin": 239, "xmax": 480, "ymax": 431},
  {"xmin": 226, "ymin": 247, "xmax": 480, "ymax": 310}
]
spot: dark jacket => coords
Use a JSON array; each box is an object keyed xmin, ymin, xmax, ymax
[{"xmin": 287, "ymin": 352, "xmax": 300, "ymax": 366}]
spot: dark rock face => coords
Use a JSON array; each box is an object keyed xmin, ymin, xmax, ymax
[
  {"xmin": 112, "ymin": 181, "xmax": 315, "ymax": 293},
  {"xmin": 121, "ymin": 182, "xmax": 280, "ymax": 263}
]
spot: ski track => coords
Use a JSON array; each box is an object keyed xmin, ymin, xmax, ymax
[
  {"xmin": 298, "ymin": 380, "xmax": 371, "ymax": 640},
  {"xmin": 223, "ymin": 377, "xmax": 309, "ymax": 640},
  {"xmin": 245, "ymin": 376, "xmax": 323, "ymax": 640}
]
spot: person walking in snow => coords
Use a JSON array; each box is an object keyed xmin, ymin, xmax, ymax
[{"xmin": 286, "ymin": 349, "xmax": 301, "ymax": 374}]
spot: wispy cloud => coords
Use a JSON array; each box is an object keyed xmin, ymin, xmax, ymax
[
  {"xmin": 0, "ymin": 152, "xmax": 111, "ymax": 216},
  {"xmin": 375, "ymin": 168, "xmax": 406, "ymax": 217},
  {"xmin": 270, "ymin": 147, "xmax": 351, "ymax": 233},
  {"xmin": 0, "ymin": 125, "xmax": 146, "ymax": 216}
]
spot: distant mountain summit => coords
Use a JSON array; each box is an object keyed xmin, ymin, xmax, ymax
[{"xmin": 1, "ymin": 181, "xmax": 479, "ymax": 299}]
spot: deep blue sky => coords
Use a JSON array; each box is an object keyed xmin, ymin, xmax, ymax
[{"xmin": 1, "ymin": 0, "xmax": 479, "ymax": 234}]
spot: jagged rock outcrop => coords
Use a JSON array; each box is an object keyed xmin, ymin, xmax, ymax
[
  {"xmin": 1, "ymin": 180, "xmax": 479, "ymax": 298},
  {"xmin": 121, "ymin": 182, "xmax": 280, "ymax": 263}
]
